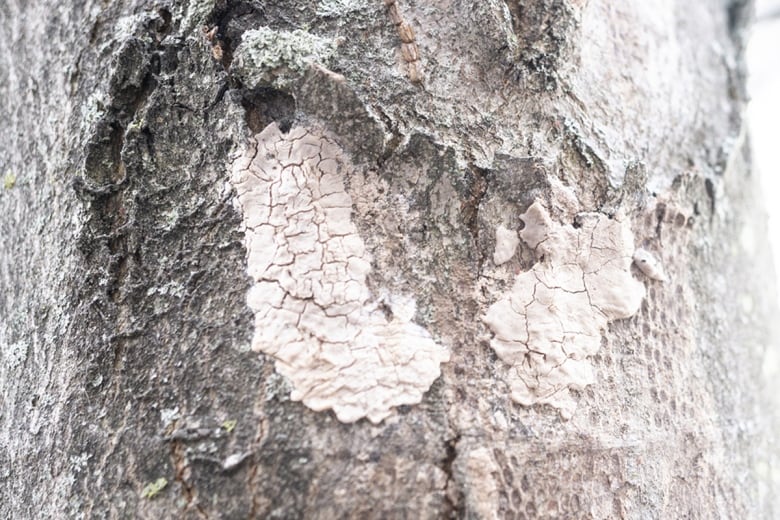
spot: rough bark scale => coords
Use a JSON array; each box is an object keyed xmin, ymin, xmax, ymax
[{"xmin": 0, "ymin": 0, "xmax": 777, "ymax": 518}]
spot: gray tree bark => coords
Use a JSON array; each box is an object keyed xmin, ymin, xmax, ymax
[{"xmin": 1, "ymin": 0, "xmax": 778, "ymax": 518}]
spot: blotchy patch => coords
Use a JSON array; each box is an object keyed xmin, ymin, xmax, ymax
[
  {"xmin": 493, "ymin": 224, "xmax": 520, "ymax": 266},
  {"xmin": 463, "ymin": 447, "xmax": 501, "ymax": 519},
  {"xmin": 230, "ymin": 123, "xmax": 449, "ymax": 423},
  {"xmin": 484, "ymin": 202, "xmax": 645, "ymax": 418}
]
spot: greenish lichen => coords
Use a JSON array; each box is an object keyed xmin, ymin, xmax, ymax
[
  {"xmin": 231, "ymin": 28, "xmax": 336, "ymax": 90},
  {"xmin": 3, "ymin": 172, "xmax": 16, "ymax": 190},
  {"xmin": 126, "ymin": 116, "xmax": 146, "ymax": 134},
  {"xmin": 181, "ymin": 0, "xmax": 215, "ymax": 33},
  {"xmin": 316, "ymin": 0, "xmax": 368, "ymax": 17},
  {"xmin": 79, "ymin": 92, "xmax": 108, "ymax": 134},
  {"xmin": 141, "ymin": 477, "xmax": 168, "ymax": 499},
  {"xmin": 221, "ymin": 419, "xmax": 237, "ymax": 433}
]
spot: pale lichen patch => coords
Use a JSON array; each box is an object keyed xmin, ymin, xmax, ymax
[
  {"xmin": 483, "ymin": 201, "xmax": 645, "ymax": 418},
  {"xmin": 463, "ymin": 447, "xmax": 501, "ymax": 519},
  {"xmin": 231, "ymin": 123, "xmax": 449, "ymax": 423},
  {"xmin": 231, "ymin": 28, "xmax": 337, "ymax": 90},
  {"xmin": 140, "ymin": 477, "xmax": 168, "ymax": 500},
  {"xmin": 3, "ymin": 172, "xmax": 16, "ymax": 190},
  {"xmin": 632, "ymin": 247, "xmax": 668, "ymax": 282},
  {"xmin": 316, "ymin": 0, "xmax": 368, "ymax": 17},
  {"xmin": 492, "ymin": 225, "xmax": 519, "ymax": 266}
]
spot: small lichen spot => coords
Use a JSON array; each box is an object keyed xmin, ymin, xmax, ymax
[
  {"xmin": 221, "ymin": 419, "xmax": 237, "ymax": 433},
  {"xmin": 493, "ymin": 225, "xmax": 519, "ymax": 265},
  {"xmin": 3, "ymin": 172, "xmax": 16, "ymax": 190},
  {"xmin": 141, "ymin": 477, "xmax": 168, "ymax": 499},
  {"xmin": 632, "ymin": 248, "xmax": 668, "ymax": 282}
]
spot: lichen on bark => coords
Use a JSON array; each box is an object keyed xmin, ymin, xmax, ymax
[
  {"xmin": 230, "ymin": 122, "xmax": 449, "ymax": 424},
  {"xmin": 484, "ymin": 200, "xmax": 645, "ymax": 418}
]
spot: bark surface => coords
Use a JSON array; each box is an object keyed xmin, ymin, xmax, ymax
[{"xmin": 1, "ymin": 0, "xmax": 778, "ymax": 518}]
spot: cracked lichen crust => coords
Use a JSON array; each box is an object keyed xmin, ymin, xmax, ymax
[
  {"xmin": 483, "ymin": 201, "xmax": 645, "ymax": 418},
  {"xmin": 230, "ymin": 123, "xmax": 449, "ymax": 423}
]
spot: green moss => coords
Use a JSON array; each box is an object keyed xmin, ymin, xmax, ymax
[
  {"xmin": 141, "ymin": 477, "xmax": 168, "ymax": 499},
  {"xmin": 232, "ymin": 28, "xmax": 336, "ymax": 90},
  {"xmin": 3, "ymin": 172, "xmax": 16, "ymax": 190}
]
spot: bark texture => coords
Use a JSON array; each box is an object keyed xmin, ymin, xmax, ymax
[{"xmin": 1, "ymin": 0, "xmax": 778, "ymax": 518}]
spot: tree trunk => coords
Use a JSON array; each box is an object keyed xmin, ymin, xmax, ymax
[{"xmin": 1, "ymin": 0, "xmax": 777, "ymax": 518}]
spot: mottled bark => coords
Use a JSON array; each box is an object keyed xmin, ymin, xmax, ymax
[{"xmin": 1, "ymin": 0, "xmax": 777, "ymax": 518}]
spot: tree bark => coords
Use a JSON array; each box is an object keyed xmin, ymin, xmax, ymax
[{"xmin": 1, "ymin": 0, "xmax": 777, "ymax": 518}]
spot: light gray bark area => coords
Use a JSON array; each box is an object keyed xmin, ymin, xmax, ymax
[{"xmin": 0, "ymin": 0, "xmax": 777, "ymax": 518}]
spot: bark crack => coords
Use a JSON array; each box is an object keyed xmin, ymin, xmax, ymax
[
  {"xmin": 440, "ymin": 434, "xmax": 463, "ymax": 518},
  {"xmin": 461, "ymin": 164, "xmax": 489, "ymax": 267},
  {"xmin": 170, "ymin": 438, "xmax": 209, "ymax": 519}
]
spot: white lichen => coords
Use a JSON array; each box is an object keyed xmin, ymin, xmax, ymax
[
  {"xmin": 159, "ymin": 407, "xmax": 180, "ymax": 427},
  {"xmin": 492, "ymin": 225, "xmax": 519, "ymax": 266},
  {"xmin": 4, "ymin": 340, "xmax": 28, "ymax": 370},
  {"xmin": 632, "ymin": 248, "xmax": 668, "ymax": 282},
  {"xmin": 231, "ymin": 123, "xmax": 449, "ymax": 424},
  {"xmin": 463, "ymin": 447, "xmax": 500, "ymax": 519},
  {"xmin": 483, "ymin": 202, "xmax": 645, "ymax": 418},
  {"xmin": 231, "ymin": 28, "xmax": 337, "ymax": 90},
  {"xmin": 221, "ymin": 452, "xmax": 251, "ymax": 471},
  {"xmin": 316, "ymin": 0, "xmax": 368, "ymax": 17}
]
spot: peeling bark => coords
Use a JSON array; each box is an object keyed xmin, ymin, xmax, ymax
[{"xmin": 1, "ymin": 0, "xmax": 778, "ymax": 518}]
